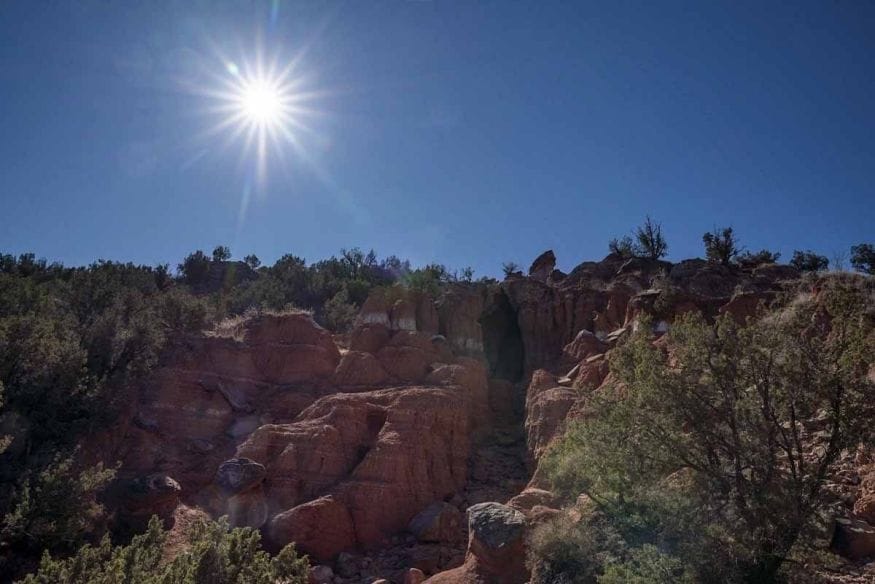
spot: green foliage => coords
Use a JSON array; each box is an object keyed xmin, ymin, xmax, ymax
[
  {"xmin": 403, "ymin": 263, "xmax": 453, "ymax": 296},
  {"xmin": 0, "ymin": 246, "xmax": 481, "ymax": 578},
  {"xmin": 18, "ymin": 515, "xmax": 309, "ymax": 584},
  {"xmin": 502, "ymin": 262, "xmax": 520, "ymax": 277},
  {"xmin": 789, "ymin": 250, "xmax": 828, "ymax": 272},
  {"xmin": 243, "ymin": 254, "xmax": 261, "ymax": 270},
  {"xmin": 851, "ymin": 242, "xmax": 874, "ymax": 274},
  {"xmin": 529, "ymin": 512, "xmax": 622, "ymax": 584},
  {"xmin": 0, "ymin": 255, "xmax": 223, "ymax": 575},
  {"xmin": 633, "ymin": 216, "xmax": 668, "ymax": 260},
  {"xmin": 2, "ymin": 456, "xmax": 115, "ymax": 554},
  {"xmin": 702, "ymin": 227, "xmax": 739, "ymax": 265},
  {"xmin": 608, "ymin": 236, "xmax": 635, "ymax": 259},
  {"xmin": 736, "ymin": 249, "xmax": 781, "ymax": 268},
  {"xmin": 599, "ymin": 545, "xmax": 694, "ymax": 584},
  {"xmin": 178, "ymin": 251, "xmax": 211, "ymax": 288},
  {"xmin": 323, "ymin": 287, "xmax": 358, "ymax": 332},
  {"xmin": 541, "ymin": 279, "xmax": 874, "ymax": 583},
  {"xmin": 211, "ymin": 246, "xmax": 231, "ymax": 263},
  {"xmin": 609, "ymin": 217, "xmax": 668, "ymax": 261}
]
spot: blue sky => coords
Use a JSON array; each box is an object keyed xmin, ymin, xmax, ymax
[{"xmin": 1, "ymin": 1, "xmax": 873, "ymax": 277}]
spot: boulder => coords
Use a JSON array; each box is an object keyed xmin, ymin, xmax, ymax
[
  {"xmin": 507, "ymin": 488, "xmax": 558, "ymax": 513},
  {"xmin": 425, "ymin": 503, "xmax": 528, "ymax": 584},
  {"xmin": 115, "ymin": 473, "xmax": 181, "ymax": 529},
  {"xmin": 268, "ymin": 496, "xmax": 356, "ymax": 562},
  {"xmin": 215, "ymin": 458, "xmax": 266, "ymax": 495},
  {"xmin": 561, "ymin": 329, "xmax": 607, "ymax": 364},
  {"xmin": 408, "ymin": 501, "xmax": 465, "ymax": 543}
]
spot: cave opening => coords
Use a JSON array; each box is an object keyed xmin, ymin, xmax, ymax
[{"xmin": 480, "ymin": 290, "xmax": 524, "ymax": 382}]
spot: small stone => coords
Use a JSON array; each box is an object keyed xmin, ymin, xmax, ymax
[
  {"xmin": 309, "ymin": 565, "xmax": 334, "ymax": 584},
  {"xmin": 403, "ymin": 568, "xmax": 426, "ymax": 584}
]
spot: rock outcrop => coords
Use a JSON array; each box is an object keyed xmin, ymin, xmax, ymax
[
  {"xmin": 424, "ymin": 502, "xmax": 528, "ymax": 584},
  {"xmin": 79, "ymin": 251, "xmax": 863, "ymax": 583}
]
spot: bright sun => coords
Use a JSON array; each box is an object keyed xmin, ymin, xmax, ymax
[
  {"xmin": 239, "ymin": 80, "xmax": 283, "ymax": 126},
  {"xmin": 201, "ymin": 50, "xmax": 317, "ymax": 183}
]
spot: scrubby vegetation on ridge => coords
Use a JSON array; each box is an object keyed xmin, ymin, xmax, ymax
[
  {"xmin": 533, "ymin": 275, "xmax": 875, "ymax": 583},
  {"xmin": 1, "ymin": 240, "xmax": 872, "ymax": 582},
  {"xmin": 0, "ymin": 247, "xmax": 482, "ymax": 579}
]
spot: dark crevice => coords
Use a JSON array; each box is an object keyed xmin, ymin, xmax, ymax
[{"xmin": 480, "ymin": 289, "xmax": 524, "ymax": 382}]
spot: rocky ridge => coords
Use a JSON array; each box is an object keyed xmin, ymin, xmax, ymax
[{"xmin": 83, "ymin": 252, "xmax": 874, "ymax": 583}]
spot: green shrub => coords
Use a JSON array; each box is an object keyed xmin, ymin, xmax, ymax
[
  {"xmin": 851, "ymin": 243, "xmax": 874, "ymax": 274},
  {"xmin": 736, "ymin": 249, "xmax": 780, "ymax": 268},
  {"xmin": 323, "ymin": 288, "xmax": 358, "ymax": 332},
  {"xmin": 789, "ymin": 250, "xmax": 829, "ymax": 272},
  {"xmin": 541, "ymin": 278, "xmax": 874, "ymax": 582},
  {"xmin": 18, "ymin": 515, "xmax": 309, "ymax": 584},
  {"xmin": 702, "ymin": 227, "xmax": 739, "ymax": 265},
  {"xmin": 608, "ymin": 236, "xmax": 635, "ymax": 259},
  {"xmin": 2, "ymin": 456, "xmax": 115, "ymax": 554},
  {"xmin": 529, "ymin": 512, "xmax": 621, "ymax": 584},
  {"xmin": 599, "ymin": 545, "xmax": 694, "ymax": 584},
  {"xmin": 502, "ymin": 262, "xmax": 520, "ymax": 278}
]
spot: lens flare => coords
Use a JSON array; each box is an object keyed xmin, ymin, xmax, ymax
[{"xmin": 199, "ymin": 48, "xmax": 319, "ymax": 183}]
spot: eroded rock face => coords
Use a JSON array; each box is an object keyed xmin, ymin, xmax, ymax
[
  {"xmin": 334, "ymin": 351, "xmax": 390, "ymax": 387},
  {"xmin": 524, "ymin": 373, "xmax": 577, "ymax": 467},
  {"xmin": 81, "ymin": 252, "xmax": 814, "ymax": 581},
  {"xmin": 238, "ymin": 385, "xmax": 471, "ymax": 556}
]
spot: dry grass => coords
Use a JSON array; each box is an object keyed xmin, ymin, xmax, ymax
[{"xmin": 206, "ymin": 304, "xmax": 313, "ymax": 341}]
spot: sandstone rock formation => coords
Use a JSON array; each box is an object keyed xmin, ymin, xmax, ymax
[{"xmin": 77, "ymin": 251, "xmax": 870, "ymax": 583}]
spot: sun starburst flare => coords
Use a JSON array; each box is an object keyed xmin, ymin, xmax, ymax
[{"xmin": 200, "ymin": 49, "xmax": 319, "ymax": 182}]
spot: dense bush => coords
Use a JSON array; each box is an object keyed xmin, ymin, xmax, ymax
[
  {"xmin": 2, "ymin": 456, "xmax": 115, "ymax": 555},
  {"xmin": 789, "ymin": 250, "xmax": 829, "ymax": 272},
  {"xmin": 18, "ymin": 515, "xmax": 308, "ymax": 584},
  {"xmin": 540, "ymin": 278, "xmax": 874, "ymax": 583},
  {"xmin": 609, "ymin": 217, "xmax": 669, "ymax": 261},
  {"xmin": 736, "ymin": 249, "xmax": 781, "ymax": 268},
  {"xmin": 851, "ymin": 243, "xmax": 874, "ymax": 274},
  {"xmin": 702, "ymin": 227, "xmax": 739, "ymax": 265},
  {"xmin": 608, "ymin": 236, "xmax": 635, "ymax": 259}
]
